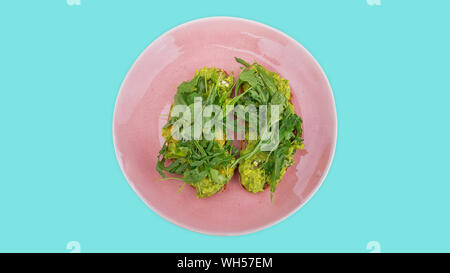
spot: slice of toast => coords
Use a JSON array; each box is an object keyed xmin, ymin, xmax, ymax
[
  {"xmin": 233, "ymin": 59, "xmax": 304, "ymax": 198},
  {"xmin": 157, "ymin": 67, "xmax": 237, "ymax": 198}
]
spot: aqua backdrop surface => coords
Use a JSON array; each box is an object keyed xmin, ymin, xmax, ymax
[{"xmin": 1, "ymin": 0, "xmax": 449, "ymax": 252}]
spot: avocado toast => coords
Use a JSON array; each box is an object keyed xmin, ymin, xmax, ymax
[
  {"xmin": 232, "ymin": 58, "xmax": 304, "ymax": 199},
  {"xmin": 156, "ymin": 59, "xmax": 304, "ymax": 200},
  {"xmin": 156, "ymin": 67, "xmax": 237, "ymax": 198}
]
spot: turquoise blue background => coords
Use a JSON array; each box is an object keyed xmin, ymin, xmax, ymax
[{"xmin": 1, "ymin": 0, "xmax": 449, "ymax": 253}]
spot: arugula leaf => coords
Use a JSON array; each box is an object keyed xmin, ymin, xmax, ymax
[
  {"xmin": 235, "ymin": 57, "xmax": 250, "ymax": 67},
  {"xmin": 209, "ymin": 169, "xmax": 228, "ymax": 185}
]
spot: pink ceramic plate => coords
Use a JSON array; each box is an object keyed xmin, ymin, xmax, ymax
[{"xmin": 113, "ymin": 17, "xmax": 336, "ymax": 235}]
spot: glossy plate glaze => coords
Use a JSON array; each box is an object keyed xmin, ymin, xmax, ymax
[{"xmin": 113, "ymin": 17, "xmax": 336, "ymax": 235}]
